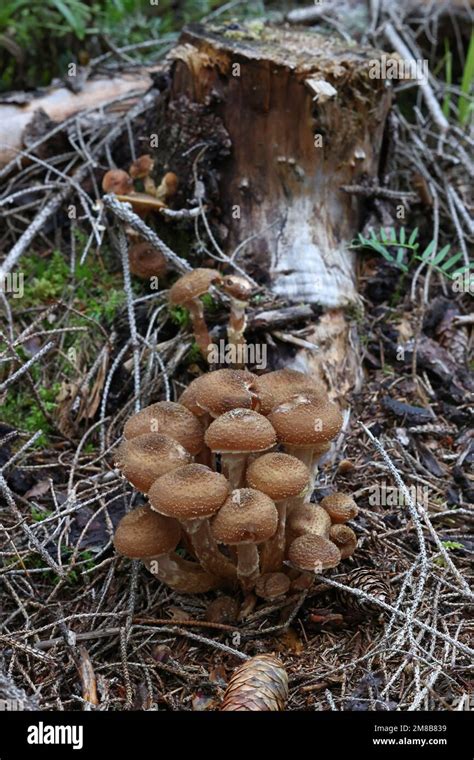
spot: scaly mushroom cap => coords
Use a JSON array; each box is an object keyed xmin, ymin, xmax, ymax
[
  {"xmin": 195, "ymin": 368, "xmax": 271, "ymax": 417},
  {"xmin": 288, "ymin": 503, "xmax": 331, "ymax": 538},
  {"xmin": 211, "ymin": 488, "xmax": 278, "ymax": 545},
  {"xmin": 148, "ymin": 464, "xmax": 229, "ymax": 520},
  {"xmin": 321, "ymin": 493, "xmax": 358, "ymax": 524},
  {"xmin": 205, "ymin": 409, "xmax": 276, "ymax": 454},
  {"xmin": 220, "ymin": 275, "xmax": 254, "ymax": 301},
  {"xmin": 329, "ymin": 524, "xmax": 358, "ymax": 559},
  {"xmin": 178, "ymin": 375, "xmax": 209, "ymax": 417},
  {"xmin": 288, "ymin": 534, "xmax": 341, "ymax": 571},
  {"xmin": 123, "ymin": 401, "xmax": 204, "ymax": 456},
  {"xmin": 115, "ymin": 433, "xmax": 191, "ymax": 493},
  {"xmin": 268, "ymin": 394, "xmax": 343, "ymax": 448},
  {"xmin": 102, "ymin": 169, "xmax": 134, "ymax": 195},
  {"xmin": 253, "ymin": 369, "xmax": 326, "ymax": 412},
  {"xmin": 129, "ymin": 242, "xmax": 167, "ymax": 279},
  {"xmin": 246, "ymin": 452, "xmax": 310, "ymax": 501},
  {"xmin": 114, "ymin": 505, "xmax": 181, "ymax": 559},
  {"xmin": 169, "ymin": 268, "xmax": 222, "ymax": 306},
  {"xmin": 255, "ymin": 572, "xmax": 291, "ymax": 601},
  {"xmin": 129, "ymin": 154, "xmax": 154, "ymax": 179}
]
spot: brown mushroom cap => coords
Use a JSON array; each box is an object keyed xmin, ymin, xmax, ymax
[
  {"xmin": 253, "ymin": 369, "xmax": 326, "ymax": 412},
  {"xmin": 329, "ymin": 524, "xmax": 357, "ymax": 559},
  {"xmin": 268, "ymin": 393, "xmax": 343, "ymax": 447},
  {"xmin": 195, "ymin": 368, "xmax": 266, "ymax": 417},
  {"xmin": 156, "ymin": 172, "xmax": 179, "ymax": 201},
  {"xmin": 205, "ymin": 409, "xmax": 277, "ymax": 454},
  {"xmin": 211, "ymin": 488, "xmax": 278, "ymax": 545},
  {"xmin": 102, "ymin": 169, "xmax": 134, "ymax": 195},
  {"xmin": 123, "ymin": 401, "xmax": 204, "ymax": 456},
  {"xmin": 178, "ymin": 375, "xmax": 209, "ymax": 417},
  {"xmin": 288, "ymin": 534, "xmax": 341, "ymax": 571},
  {"xmin": 220, "ymin": 275, "xmax": 254, "ymax": 301},
  {"xmin": 321, "ymin": 493, "xmax": 358, "ymax": 524},
  {"xmin": 255, "ymin": 572, "xmax": 291, "ymax": 601},
  {"xmin": 148, "ymin": 464, "xmax": 229, "ymax": 520},
  {"xmin": 129, "ymin": 154, "xmax": 154, "ymax": 179},
  {"xmin": 113, "ymin": 505, "xmax": 181, "ymax": 559},
  {"xmin": 288, "ymin": 503, "xmax": 332, "ymax": 539},
  {"xmin": 128, "ymin": 241, "xmax": 167, "ymax": 279},
  {"xmin": 246, "ymin": 452, "xmax": 310, "ymax": 501},
  {"xmin": 115, "ymin": 433, "xmax": 191, "ymax": 493},
  {"xmin": 169, "ymin": 268, "xmax": 222, "ymax": 306}
]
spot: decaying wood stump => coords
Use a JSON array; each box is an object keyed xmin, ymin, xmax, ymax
[
  {"xmin": 152, "ymin": 22, "xmax": 394, "ymax": 394},
  {"xmin": 157, "ymin": 22, "xmax": 391, "ymax": 309}
]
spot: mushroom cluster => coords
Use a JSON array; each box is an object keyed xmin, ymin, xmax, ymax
[{"xmin": 113, "ymin": 368, "xmax": 359, "ymax": 598}]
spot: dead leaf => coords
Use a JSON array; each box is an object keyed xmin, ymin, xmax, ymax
[{"xmin": 23, "ymin": 479, "xmax": 50, "ymax": 500}]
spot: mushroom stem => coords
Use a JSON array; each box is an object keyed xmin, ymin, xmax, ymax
[
  {"xmin": 236, "ymin": 543, "xmax": 260, "ymax": 591},
  {"xmin": 221, "ymin": 453, "xmax": 247, "ymax": 489},
  {"xmin": 187, "ymin": 298, "xmax": 212, "ymax": 358},
  {"xmin": 144, "ymin": 553, "xmax": 220, "ymax": 593},
  {"xmin": 185, "ymin": 518, "xmax": 237, "ymax": 583},
  {"xmin": 227, "ymin": 297, "xmax": 248, "ymax": 367},
  {"xmin": 260, "ymin": 500, "xmax": 288, "ymax": 573},
  {"xmin": 285, "ymin": 446, "xmax": 319, "ymax": 502}
]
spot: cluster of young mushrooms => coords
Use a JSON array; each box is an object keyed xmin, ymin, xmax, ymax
[
  {"xmin": 103, "ymin": 170, "xmax": 359, "ymax": 600},
  {"xmin": 113, "ymin": 362, "xmax": 359, "ymax": 600}
]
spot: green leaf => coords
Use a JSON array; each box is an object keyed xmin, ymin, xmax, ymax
[
  {"xmin": 439, "ymin": 251, "xmax": 464, "ymax": 274},
  {"xmin": 408, "ymin": 227, "xmax": 419, "ymax": 246},
  {"xmin": 431, "ymin": 244, "xmax": 452, "ymax": 266},
  {"xmin": 419, "ymin": 239, "xmax": 436, "ymax": 262},
  {"xmin": 399, "ymin": 227, "xmax": 406, "ymax": 245}
]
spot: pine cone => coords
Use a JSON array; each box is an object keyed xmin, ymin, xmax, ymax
[{"xmin": 220, "ymin": 655, "xmax": 288, "ymax": 711}]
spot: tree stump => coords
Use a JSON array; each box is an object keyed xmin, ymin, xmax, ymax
[{"xmin": 157, "ymin": 22, "xmax": 391, "ymax": 309}]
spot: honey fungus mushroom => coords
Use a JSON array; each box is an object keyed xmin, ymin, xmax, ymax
[
  {"xmin": 246, "ymin": 452, "xmax": 310, "ymax": 572},
  {"xmin": 195, "ymin": 368, "xmax": 273, "ymax": 418},
  {"xmin": 128, "ymin": 241, "xmax": 167, "ymax": 280},
  {"xmin": 255, "ymin": 572, "xmax": 291, "ymax": 601},
  {"xmin": 156, "ymin": 171, "xmax": 179, "ymax": 203},
  {"xmin": 329, "ymin": 524, "xmax": 358, "ymax": 559},
  {"xmin": 123, "ymin": 401, "xmax": 204, "ymax": 456},
  {"xmin": 115, "ymin": 433, "xmax": 191, "ymax": 493},
  {"xmin": 321, "ymin": 493, "xmax": 358, "ymax": 524},
  {"xmin": 211, "ymin": 488, "xmax": 278, "ymax": 591},
  {"xmin": 205, "ymin": 408, "xmax": 277, "ymax": 489},
  {"xmin": 288, "ymin": 534, "xmax": 341, "ymax": 574},
  {"xmin": 169, "ymin": 268, "xmax": 222, "ymax": 357},
  {"xmin": 113, "ymin": 505, "xmax": 219, "ymax": 593},
  {"xmin": 148, "ymin": 464, "xmax": 236, "ymax": 582},
  {"xmin": 102, "ymin": 169, "xmax": 134, "ymax": 195},
  {"xmin": 286, "ymin": 503, "xmax": 331, "ymax": 545},
  {"xmin": 129, "ymin": 154, "xmax": 156, "ymax": 196},
  {"xmin": 253, "ymin": 369, "xmax": 326, "ymax": 411},
  {"xmin": 219, "ymin": 274, "xmax": 254, "ymax": 356}
]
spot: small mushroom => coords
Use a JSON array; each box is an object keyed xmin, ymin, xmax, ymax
[
  {"xmin": 287, "ymin": 503, "xmax": 331, "ymax": 541},
  {"xmin": 128, "ymin": 241, "xmax": 167, "ymax": 279},
  {"xmin": 255, "ymin": 572, "xmax": 290, "ymax": 601},
  {"xmin": 219, "ymin": 275, "xmax": 254, "ymax": 361},
  {"xmin": 115, "ymin": 432, "xmax": 191, "ymax": 493},
  {"xmin": 329, "ymin": 524, "xmax": 357, "ymax": 559},
  {"xmin": 129, "ymin": 154, "xmax": 156, "ymax": 196},
  {"xmin": 102, "ymin": 169, "xmax": 134, "ymax": 195},
  {"xmin": 246, "ymin": 452, "xmax": 310, "ymax": 572},
  {"xmin": 156, "ymin": 171, "xmax": 179, "ymax": 202},
  {"xmin": 169, "ymin": 268, "xmax": 222, "ymax": 358},
  {"xmin": 321, "ymin": 493, "xmax": 358, "ymax": 524},
  {"xmin": 211, "ymin": 488, "xmax": 278, "ymax": 591},
  {"xmin": 123, "ymin": 401, "xmax": 204, "ymax": 456},
  {"xmin": 287, "ymin": 534, "xmax": 341, "ymax": 585},
  {"xmin": 148, "ymin": 464, "xmax": 236, "ymax": 583},
  {"xmin": 113, "ymin": 505, "xmax": 219, "ymax": 593},
  {"xmin": 205, "ymin": 408, "xmax": 277, "ymax": 489}
]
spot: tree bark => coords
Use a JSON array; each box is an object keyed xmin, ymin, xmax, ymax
[{"xmin": 159, "ymin": 22, "xmax": 391, "ymax": 309}]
